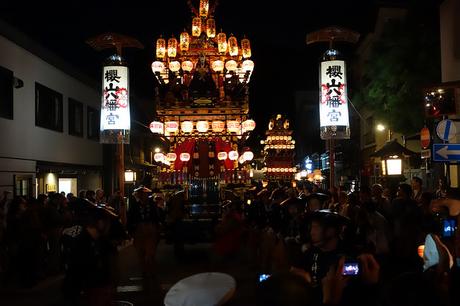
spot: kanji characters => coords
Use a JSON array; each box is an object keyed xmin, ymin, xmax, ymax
[
  {"xmin": 104, "ymin": 69, "xmax": 121, "ymax": 83},
  {"xmin": 327, "ymin": 109, "xmax": 341, "ymax": 122},
  {"xmin": 106, "ymin": 112, "xmax": 119, "ymax": 125},
  {"xmin": 326, "ymin": 65, "xmax": 343, "ymax": 79}
]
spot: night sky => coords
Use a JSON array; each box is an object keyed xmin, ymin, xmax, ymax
[{"xmin": 0, "ymin": 0, "xmax": 435, "ymax": 156}]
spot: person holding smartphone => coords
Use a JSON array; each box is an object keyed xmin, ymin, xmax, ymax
[{"xmin": 291, "ymin": 210, "xmax": 349, "ymax": 304}]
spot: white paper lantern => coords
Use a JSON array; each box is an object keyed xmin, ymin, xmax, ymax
[
  {"xmin": 181, "ymin": 60, "xmax": 194, "ymax": 72},
  {"xmin": 165, "ymin": 121, "xmax": 179, "ymax": 133},
  {"xmin": 212, "ymin": 121, "xmax": 225, "ymax": 132},
  {"xmin": 196, "ymin": 121, "xmax": 209, "ymax": 133},
  {"xmin": 149, "ymin": 121, "xmax": 164, "ymax": 134},
  {"xmin": 225, "ymin": 60, "xmax": 238, "ymax": 71},
  {"xmin": 154, "ymin": 153, "xmax": 165, "ymax": 162},
  {"xmin": 181, "ymin": 121, "xmax": 194, "ymax": 133},
  {"xmin": 180, "ymin": 153, "xmax": 191, "ymax": 162},
  {"xmin": 169, "ymin": 61, "xmax": 181, "ymax": 72},
  {"xmin": 242, "ymin": 60, "xmax": 255, "ymax": 72},
  {"xmin": 242, "ymin": 119, "xmax": 256, "ymax": 133},
  {"xmin": 211, "ymin": 60, "xmax": 224, "ymax": 72},
  {"xmin": 228, "ymin": 151, "xmax": 239, "ymax": 161},
  {"xmin": 217, "ymin": 152, "xmax": 228, "ymax": 160},
  {"xmin": 243, "ymin": 151, "xmax": 254, "ymax": 161},
  {"xmin": 166, "ymin": 153, "xmax": 177, "ymax": 162},
  {"xmin": 151, "ymin": 61, "xmax": 165, "ymax": 73},
  {"xmin": 227, "ymin": 120, "xmax": 241, "ymax": 133}
]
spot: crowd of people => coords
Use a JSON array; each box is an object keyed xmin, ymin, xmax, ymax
[
  {"xmin": 0, "ymin": 176, "xmax": 459, "ymax": 306},
  {"xmin": 220, "ymin": 177, "xmax": 460, "ymax": 306}
]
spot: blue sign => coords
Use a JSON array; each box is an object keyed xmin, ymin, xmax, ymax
[
  {"xmin": 436, "ymin": 119, "xmax": 457, "ymax": 141},
  {"xmin": 433, "ymin": 143, "xmax": 460, "ymax": 161}
]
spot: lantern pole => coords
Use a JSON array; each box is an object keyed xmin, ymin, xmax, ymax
[
  {"xmin": 86, "ymin": 33, "xmax": 144, "ymax": 197},
  {"xmin": 306, "ymin": 27, "xmax": 359, "ymax": 189}
]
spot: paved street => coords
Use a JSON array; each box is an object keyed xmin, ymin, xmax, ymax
[{"xmin": 0, "ymin": 241, "xmax": 260, "ymax": 306}]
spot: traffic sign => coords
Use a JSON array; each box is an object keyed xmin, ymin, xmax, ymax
[
  {"xmin": 420, "ymin": 127, "xmax": 430, "ymax": 149},
  {"xmin": 436, "ymin": 119, "xmax": 456, "ymax": 141},
  {"xmin": 433, "ymin": 143, "xmax": 460, "ymax": 161}
]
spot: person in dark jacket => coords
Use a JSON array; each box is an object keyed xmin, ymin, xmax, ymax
[
  {"xmin": 62, "ymin": 208, "xmax": 113, "ymax": 306},
  {"xmin": 127, "ymin": 186, "xmax": 159, "ymax": 286}
]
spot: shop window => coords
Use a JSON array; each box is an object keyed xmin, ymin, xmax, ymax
[
  {"xmin": 15, "ymin": 175, "xmax": 32, "ymax": 197},
  {"xmin": 0, "ymin": 66, "xmax": 13, "ymax": 120},
  {"xmin": 68, "ymin": 98, "xmax": 84, "ymax": 137},
  {"xmin": 87, "ymin": 106, "xmax": 100, "ymax": 141},
  {"xmin": 35, "ymin": 82, "xmax": 63, "ymax": 132}
]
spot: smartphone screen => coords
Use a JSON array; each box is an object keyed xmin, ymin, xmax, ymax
[
  {"xmin": 442, "ymin": 219, "xmax": 457, "ymax": 238},
  {"xmin": 342, "ymin": 261, "xmax": 359, "ymax": 276},
  {"xmin": 259, "ymin": 274, "xmax": 271, "ymax": 282}
]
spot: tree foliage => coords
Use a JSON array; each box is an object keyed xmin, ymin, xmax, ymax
[{"xmin": 353, "ymin": 5, "xmax": 440, "ymax": 134}]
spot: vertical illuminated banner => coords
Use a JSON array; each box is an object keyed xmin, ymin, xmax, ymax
[
  {"xmin": 319, "ymin": 58, "xmax": 350, "ymax": 139},
  {"xmin": 100, "ymin": 64, "xmax": 130, "ymax": 143}
]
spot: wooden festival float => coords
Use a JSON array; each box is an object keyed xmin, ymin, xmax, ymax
[{"xmin": 149, "ymin": 0, "xmax": 256, "ymax": 217}]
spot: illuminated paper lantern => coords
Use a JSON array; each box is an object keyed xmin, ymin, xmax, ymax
[
  {"xmin": 181, "ymin": 121, "xmax": 193, "ymax": 133},
  {"xmin": 180, "ymin": 153, "xmax": 191, "ymax": 162},
  {"xmin": 181, "ymin": 60, "xmax": 194, "ymax": 72},
  {"xmin": 228, "ymin": 35, "xmax": 238, "ymax": 56},
  {"xmin": 243, "ymin": 151, "xmax": 254, "ymax": 161},
  {"xmin": 225, "ymin": 60, "xmax": 237, "ymax": 72},
  {"xmin": 206, "ymin": 18, "xmax": 216, "ymax": 38},
  {"xmin": 319, "ymin": 55, "xmax": 350, "ymax": 139},
  {"xmin": 228, "ymin": 150, "xmax": 239, "ymax": 161},
  {"xmin": 227, "ymin": 120, "xmax": 240, "ymax": 133},
  {"xmin": 217, "ymin": 152, "xmax": 228, "ymax": 160},
  {"xmin": 156, "ymin": 37, "xmax": 166, "ymax": 59},
  {"xmin": 241, "ymin": 38, "xmax": 251, "ymax": 58},
  {"xmin": 101, "ymin": 65, "xmax": 131, "ymax": 143},
  {"xmin": 166, "ymin": 153, "xmax": 177, "ymax": 162},
  {"xmin": 180, "ymin": 31, "xmax": 190, "ymax": 52},
  {"xmin": 196, "ymin": 121, "xmax": 209, "ymax": 133},
  {"xmin": 211, "ymin": 60, "xmax": 224, "ymax": 72},
  {"xmin": 167, "ymin": 37, "xmax": 177, "ymax": 58},
  {"xmin": 242, "ymin": 119, "xmax": 256, "ymax": 133},
  {"xmin": 192, "ymin": 17, "xmax": 202, "ymax": 37},
  {"xmin": 217, "ymin": 32, "xmax": 227, "ymax": 53},
  {"xmin": 242, "ymin": 60, "xmax": 255, "ymax": 72},
  {"xmin": 199, "ymin": 0, "xmax": 209, "ymax": 17},
  {"xmin": 165, "ymin": 121, "xmax": 179, "ymax": 133},
  {"xmin": 149, "ymin": 121, "xmax": 164, "ymax": 134},
  {"xmin": 169, "ymin": 61, "xmax": 181, "ymax": 72},
  {"xmin": 154, "ymin": 153, "xmax": 165, "ymax": 162},
  {"xmin": 151, "ymin": 61, "xmax": 165, "ymax": 73},
  {"xmin": 212, "ymin": 121, "xmax": 225, "ymax": 132}
]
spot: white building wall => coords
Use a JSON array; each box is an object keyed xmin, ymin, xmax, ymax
[
  {"xmin": 0, "ymin": 34, "xmax": 102, "ymax": 195},
  {"xmin": 440, "ymin": 0, "xmax": 460, "ymax": 83}
]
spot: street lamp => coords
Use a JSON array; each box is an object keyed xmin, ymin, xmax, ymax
[
  {"xmin": 376, "ymin": 124, "xmax": 386, "ymax": 132},
  {"xmin": 376, "ymin": 123, "xmax": 392, "ymax": 141}
]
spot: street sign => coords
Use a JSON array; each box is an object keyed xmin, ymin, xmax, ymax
[
  {"xmin": 433, "ymin": 143, "xmax": 460, "ymax": 161},
  {"xmin": 421, "ymin": 149, "xmax": 431, "ymax": 159},
  {"xmin": 420, "ymin": 127, "xmax": 430, "ymax": 149},
  {"xmin": 436, "ymin": 119, "xmax": 456, "ymax": 141}
]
